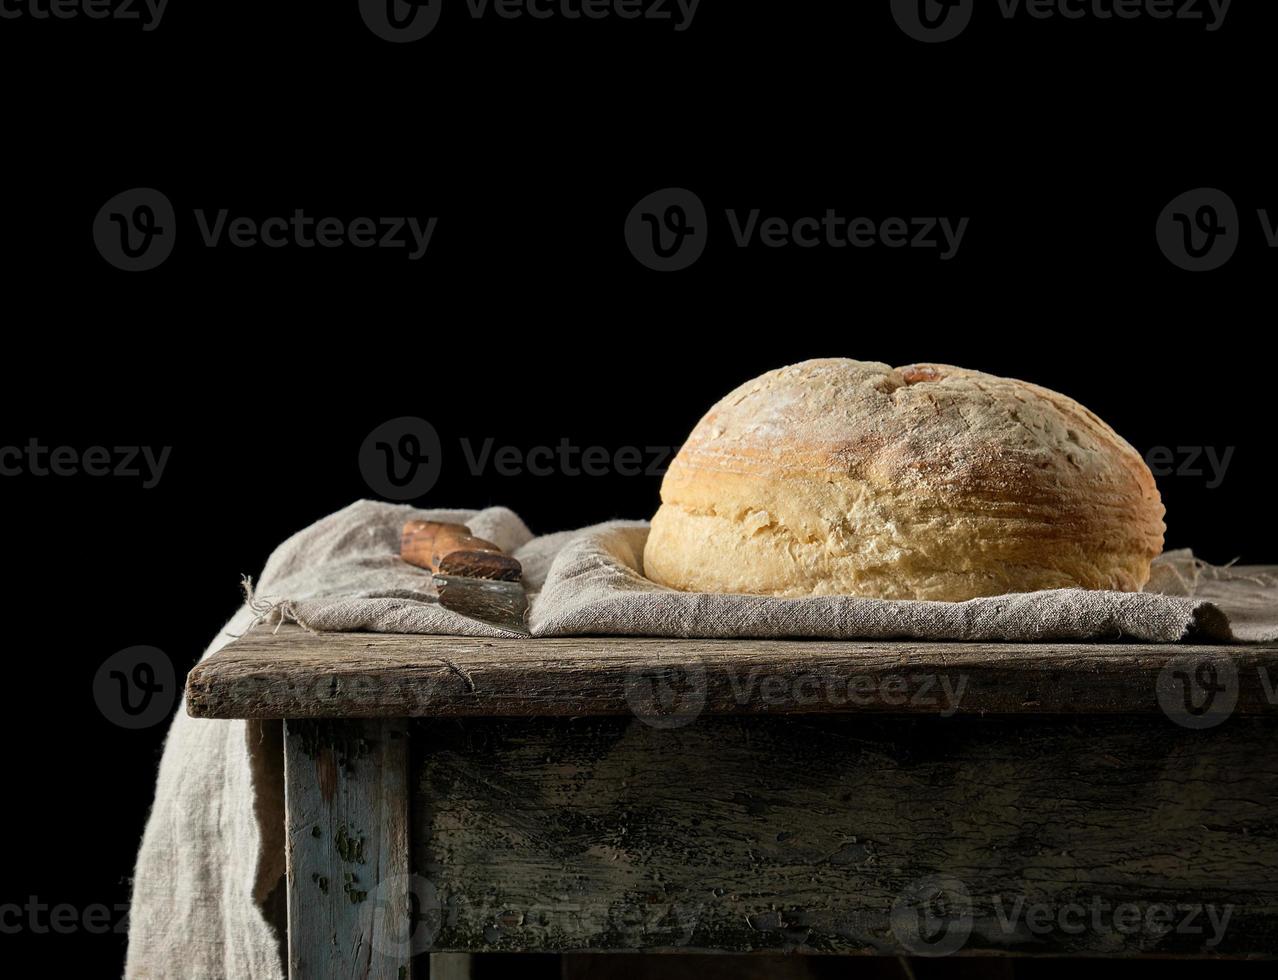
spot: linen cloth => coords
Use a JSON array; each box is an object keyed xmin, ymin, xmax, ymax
[{"xmin": 126, "ymin": 500, "xmax": 1278, "ymax": 978}]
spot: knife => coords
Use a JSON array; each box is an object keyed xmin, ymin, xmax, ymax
[{"xmin": 400, "ymin": 520, "xmax": 530, "ymax": 636}]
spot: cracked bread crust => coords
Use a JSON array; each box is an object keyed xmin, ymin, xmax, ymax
[{"xmin": 643, "ymin": 358, "xmax": 1166, "ymax": 601}]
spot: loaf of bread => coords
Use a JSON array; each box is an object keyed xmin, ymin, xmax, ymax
[{"xmin": 643, "ymin": 359, "xmax": 1165, "ymax": 601}]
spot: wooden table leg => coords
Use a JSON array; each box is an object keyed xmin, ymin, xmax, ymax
[
  {"xmin": 284, "ymin": 719, "xmax": 414, "ymax": 979},
  {"xmin": 428, "ymin": 953, "xmax": 474, "ymax": 979}
]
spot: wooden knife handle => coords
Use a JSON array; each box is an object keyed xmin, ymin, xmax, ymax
[{"xmin": 400, "ymin": 520, "xmax": 522, "ymax": 582}]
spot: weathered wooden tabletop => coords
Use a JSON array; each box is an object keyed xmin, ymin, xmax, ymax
[{"xmin": 187, "ymin": 623, "xmax": 1278, "ymax": 720}]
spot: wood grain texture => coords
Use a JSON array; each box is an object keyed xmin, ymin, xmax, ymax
[
  {"xmin": 284, "ymin": 719, "xmax": 413, "ymax": 979},
  {"xmin": 411, "ymin": 715, "xmax": 1278, "ymax": 957},
  {"xmin": 401, "ymin": 520, "xmax": 521, "ymax": 580},
  {"xmin": 187, "ymin": 624, "xmax": 1278, "ymax": 720}
]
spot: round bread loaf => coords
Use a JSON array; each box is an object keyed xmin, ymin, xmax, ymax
[{"xmin": 643, "ymin": 359, "xmax": 1165, "ymax": 601}]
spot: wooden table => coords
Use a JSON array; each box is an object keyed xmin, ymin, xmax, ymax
[{"xmin": 187, "ymin": 624, "xmax": 1278, "ymax": 977}]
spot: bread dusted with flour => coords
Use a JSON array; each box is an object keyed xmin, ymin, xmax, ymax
[{"xmin": 643, "ymin": 359, "xmax": 1165, "ymax": 601}]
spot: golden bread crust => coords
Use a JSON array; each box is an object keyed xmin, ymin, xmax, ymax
[{"xmin": 643, "ymin": 359, "xmax": 1166, "ymax": 601}]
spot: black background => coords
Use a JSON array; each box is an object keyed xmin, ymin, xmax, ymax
[{"xmin": 1, "ymin": 1, "xmax": 1274, "ymax": 975}]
